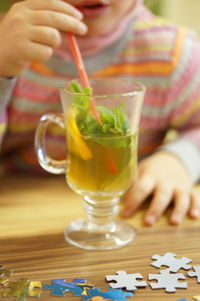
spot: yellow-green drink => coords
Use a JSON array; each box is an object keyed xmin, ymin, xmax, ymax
[
  {"xmin": 64, "ymin": 80, "xmax": 139, "ymax": 197},
  {"xmin": 67, "ymin": 133, "xmax": 138, "ymax": 195}
]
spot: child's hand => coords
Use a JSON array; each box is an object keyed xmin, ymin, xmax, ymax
[
  {"xmin": 121, "ymin": 151, "xmax": 200, "ymax": 225},
  {"xmin": 0, "ymin": 0, "xmax": 87, "ymax": 77}
]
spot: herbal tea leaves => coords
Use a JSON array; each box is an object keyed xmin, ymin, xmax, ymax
[{"xmin": 67, "ymin": 81, "xmax": 130, "ymax": 147}]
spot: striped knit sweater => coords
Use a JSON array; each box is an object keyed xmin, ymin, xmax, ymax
[{"xmin": 1, "ymin": 7, "xmax": 200, "ymax": 183}]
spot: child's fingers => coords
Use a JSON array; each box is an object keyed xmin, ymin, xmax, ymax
[
  {"xmin": 189, "ymin": 189, "xmax": 200, "ymax": 218},
  {"xmin": 170, "ymin": 190, "xmax": 190, "ymax": 225},
  {"xmin": 121, "ymin": 174, "xmax": 155, "ymax": 218},
  {"xmin": 30, "ymin": 10, "xmax": 87, "ymax": 35},
  {"xmin": 29, "ymin": 26, "xmax": 62, "ymax": 49},
  {"xmin": 144, "ymin": 184, "xmax": 173, "ymax": 226},
  {"xmin": 19, "ymin": 41, "xmax": 54, "ymax": 62},
  {"xmin": 25, "ymin": 0, "xmax": 83, "ymax": 20}
]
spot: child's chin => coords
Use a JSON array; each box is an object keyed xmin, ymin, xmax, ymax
[{"xmin": 85, "ymin": 20, "xmax": 115, "ymax": 36}]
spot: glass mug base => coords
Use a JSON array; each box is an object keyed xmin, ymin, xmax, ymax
[{"xmin": 64, "ymin": 218, "xmax": 136, "ymax": 250}]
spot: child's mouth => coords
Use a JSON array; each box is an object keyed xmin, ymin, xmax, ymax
[{"xmin": 76, "ymin": 1, "xmax": 109, "ymax": 18}]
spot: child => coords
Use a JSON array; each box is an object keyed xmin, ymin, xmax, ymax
[{"xmin": 0, "ymin": 0, "xmax": 200, "ymax": 226}]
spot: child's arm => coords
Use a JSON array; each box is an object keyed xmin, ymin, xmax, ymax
[
  {"xmin": 121, "ymin": 29, "xmax": 200, "ymax": 225},
  {"xmin": 0, "ymin": 0, "xmax": 87, "ymax": 78},
  {"xmin": 0, "ymin": 78, "xmax": 16, "ymax": 153}
]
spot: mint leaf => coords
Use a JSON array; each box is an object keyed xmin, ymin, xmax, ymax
[
  {"xmin": 93, "ymin": 132, "xmax": 138, "ymax": 148},
  {"xmin": 67, "ymin": 81, "xmax": 131, "ymax": 147},
  {"xmin": 96, "ymin": 104, "xmax": 129, "ymax": 136},
  {"xmin": 76, "ymin": 113, "xmax": 101, "ymax": 135},
  {"xmin": 68, "ymin": 80, "xmax": 91, "ymax": 113},
  {"xmin": 113, "ymin": 103, "xmax": 129, "ymax": 134}
]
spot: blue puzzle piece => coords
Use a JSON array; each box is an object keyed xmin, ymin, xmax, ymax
[
  {"xmin": 43, "ymin": 279, "xmax": 83, "ymax": 296},
  {"xmin": 54, "ymin": 278, "xmax": 87, "ymax": 287},
  {"xmin": 43, "ymin": 281, "xmax": 67, "ymax": 296},
  {"xmin": 177, "ymin": 299, "xmax": 188, "ymax": 301},
  {"xmin": 53, "ymin": 279, "xmax": 76, "ymax": 288},
  {"xmin": 73, "ymin": 279, "xmax": 87, "ymax": 284},
  {"xmin": 72, "ymin": 278, "xmax": 94, "ymax": 292},
  {"xmin": 82, "ymin": 288, "xmax": 133, "ymax": 301},
  {"xmin": 53, "ymin": 279, "xmax": 83, "ymax": 296}
]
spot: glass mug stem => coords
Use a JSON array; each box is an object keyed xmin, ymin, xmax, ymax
[{"xmin": 83, "ymin": 195, "xmax": 119, "ymax": 226}]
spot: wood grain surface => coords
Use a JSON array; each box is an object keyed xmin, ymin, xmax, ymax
[{"xmin": 1, "ymin": 174, "xmax": 200, "ymax": 301}]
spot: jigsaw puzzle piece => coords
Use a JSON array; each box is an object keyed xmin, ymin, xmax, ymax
[
  {"xmin": 91, "ymin": 297, "xmax": 113, "ymax": 301},
  {"xmin": 28, "ymin": 281, "xmax": 42, "ymax": 297},
  {"xmin": 44, "ymin": 278, "xmax": 83, "ymax": 296},
  {"xmin": 151, "ymin": 253, "xmax": 192, "ymax": 272},
  {"xmin": 193, "ymin": 296, "xmax": 200, "ymax": 301},
  {"xmin": 2, "ymin": 278, "xmax": 42, "ymax": 301},
  {"xmin": 82, "ymin": 288, "xmax": 133, "ymax": 301},
  {"xmin": 149, "ymin": 269, "xmax": 187, "ymax": 293},
  {"xmin": 43, "ymin": 280, "xmax": 69, "ymax": 296},
  {"xmin": 54, "ymin": 278, "xmax": 83, "ymax": 296},
  {"xmin": 72, "ymin": 278, "xmax": 94, "ymax": 295},
  {"xmin": 106, "ymin": 271, "xmax": 147, "ymax": 291},
  {"xmin": 188, "ymin": 266, "xmax": 200, "ymax": 283},
  {"xmin": 0, "ymin": 267, "xmax": 14, "ymax": 286}
]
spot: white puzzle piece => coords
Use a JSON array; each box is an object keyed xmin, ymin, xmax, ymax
[
  {"xmin": 106, "ymin": 271, "xmax": 147, "ymax": 291},
  {"xmin": 149, "ymin": 269, "xmax": 187, "ymax": 293},
  {"xmin": 151, "ymin": 252, "xmax": 192, "ymax": 272}
]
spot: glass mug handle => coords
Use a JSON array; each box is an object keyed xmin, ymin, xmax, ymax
[{"xmin": 35, "ymin": 113, "xmax": 66, "ymax": 174}]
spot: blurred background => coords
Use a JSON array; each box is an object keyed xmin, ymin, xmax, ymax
[
  {"xmin": 145, "ymin": 0, "xmax": 200, "ymax": 36},
  {"xmin": 0, "ymin": 0, "xmax": 200, "ymax": 36}
]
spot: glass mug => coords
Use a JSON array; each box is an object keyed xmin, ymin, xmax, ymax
[{"xmin": 35, "ymin": 77, "xmax": 146, "ymax": 250}]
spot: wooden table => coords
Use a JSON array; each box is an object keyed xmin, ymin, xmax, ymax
[{"xmin": 1, "ymin": 174, "xmax": 200, "ymax": 301}]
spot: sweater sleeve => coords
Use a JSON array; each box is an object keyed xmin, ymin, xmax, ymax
[
  {"xmin": 160, "ymin": 29, "xmax": 200, "ymax": 184},
  {"xmin": 0, "ymin": 77, "xmax": 16, "ymax": 148}
]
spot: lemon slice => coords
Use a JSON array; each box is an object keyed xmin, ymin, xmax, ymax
[{"xmin": 67, "ymin": 111, "xmax": 93, "ymax": 160}]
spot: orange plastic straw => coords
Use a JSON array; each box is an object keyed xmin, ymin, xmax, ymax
[
  {"xmin": 67, "ymin": 33, "xmax": 118, "ymax": 173},
  {"xmin": 67, "ymin": 33, "xmax": 101, "ymax": 124}
]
